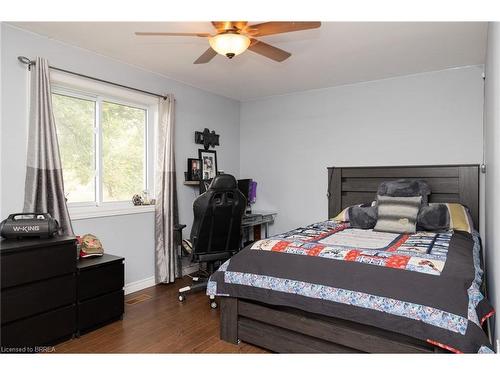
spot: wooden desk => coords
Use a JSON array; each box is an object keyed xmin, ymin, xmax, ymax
[{"xmin": 241, "ymin": 211, "xmax": 277, "ymax": 242}]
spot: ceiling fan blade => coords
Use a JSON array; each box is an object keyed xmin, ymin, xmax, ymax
[
  {"xmin": 211, "ymin": 21, "xmax": 227, "ymax": 31},
  {"xmin": 135, "ymin": 32, "xmax": 210, "ymax": 37},
  {"xmin": 230, "ymin": 21, "xmax": 248, "ymax": 30},
  {"xmin": 193, "ymin": 47, "xmax": 218, "ymax": 64},
  {"xmin": 211, "ymin": 21, "xmax": 248, "ymax": 31},
  {"xmin": 249, "ymin": 22, "xmax": 321, "ymax": 37},
  {"xmin": 248, "ymin": 39, "xmax": 291, "ymax": 62}
]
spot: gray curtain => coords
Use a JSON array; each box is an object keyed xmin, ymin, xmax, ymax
[
  {"xmin": 155, "ymin": 95, "xmax": 179, "ymax": 283},
  {"xmin": 24, "ymin": 57, "xmax": 74, "ymax": 236}
]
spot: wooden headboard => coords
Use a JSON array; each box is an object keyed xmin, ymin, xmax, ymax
[{"xmin": 327, "ymin": 165, "xmax": 480, "ymax": 228}]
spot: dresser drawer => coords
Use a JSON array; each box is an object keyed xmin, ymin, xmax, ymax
[
  {"xmin": 1, "ymin": 304, "xmax": 76, "ymax": 348},
  {"xmin": 1, "ymin": 242, "xmax": 76, "ymax": 288},
  {"xmin": 78, "ymin": 290, "xmax": 124, "ymax": 332},
  {"xmin": 78, "ymin": 261, "xmax": 124, "ymax": 301},
  {"xmin": 1, "ymin": 274, "xmax": 76, "ymax": 324}
]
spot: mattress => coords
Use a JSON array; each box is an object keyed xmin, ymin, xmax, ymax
[{"xmin": 207, "ymin": 220, "xmax": 495, "ymax": 353}]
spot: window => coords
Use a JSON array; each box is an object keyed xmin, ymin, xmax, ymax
[
  {"xmin": 100, "ymin": 101, "xmax": 146, "ymax": 202},
  {"xmin": 52, "ymin": 93, "xmax": 96, "ymax": 203},
  {"xmin": 51, "ymin": 76, "xmax": 156, "ymax": 216}
]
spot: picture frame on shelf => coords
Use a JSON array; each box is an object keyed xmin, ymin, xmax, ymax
[
  {"xmin": 198, "ymin": 149, "xmax": 218, "ymax": 181},
  {"xmin": 187, "ymin": 158, "xmax": 201, "ymax": 181}
]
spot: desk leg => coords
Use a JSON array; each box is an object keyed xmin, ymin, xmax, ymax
[
  {"xmin": 253, "ymin": 225, "xmax": 261, "ymax": 241},
  {"xmin": 242, "ymin": 227, "xmax": 250, "ymax": 248}
]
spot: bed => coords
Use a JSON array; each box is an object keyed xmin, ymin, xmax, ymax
[{"xmin": 209, "ymin": 165, "xmax": 494, "ymax": 353}]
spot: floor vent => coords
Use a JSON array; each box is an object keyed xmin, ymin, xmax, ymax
[{"xmin": 125, "ymin": 294, "xmax": 152, "ymax": 305}]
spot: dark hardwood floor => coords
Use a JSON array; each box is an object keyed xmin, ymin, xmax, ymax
[{"xmin": 54, "ymin": 277, "xmax": 268, "ymax": 353}]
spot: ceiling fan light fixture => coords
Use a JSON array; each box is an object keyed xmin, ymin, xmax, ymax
[{"xmin": 209, "ymin": 32, "xmax": 250, "ymax": 59}]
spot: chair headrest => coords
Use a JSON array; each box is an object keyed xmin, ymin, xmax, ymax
[{"xmin": 209, "ymin": 174, "xmax": 237, "ymax": 190}]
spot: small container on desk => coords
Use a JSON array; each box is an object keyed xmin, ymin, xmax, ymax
[{"xmin": 76, "ymin": 254, "xmax": 124, "ymax": 336}]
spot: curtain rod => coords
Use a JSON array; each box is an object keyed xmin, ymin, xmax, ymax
[{"xmin": 17, "ymin": 56, "xmax": 169, "ymax": 100}]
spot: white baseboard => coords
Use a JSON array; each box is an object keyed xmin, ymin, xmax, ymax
[
  {"xmin": 124, "ymin": 264, "xmax": 200, "ymax": 295},
  {"xmin": 124, "ymin": 276, "xmax": 156, "ymax": 295}
]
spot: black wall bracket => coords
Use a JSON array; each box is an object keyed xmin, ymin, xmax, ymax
[{"xmin": 195, "ymin": 128, "xmax": 220, "ymax": 150}]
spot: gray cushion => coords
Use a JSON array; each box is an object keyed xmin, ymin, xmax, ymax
[
  {"xmin": 417, "ymin": 203, "xmax": 450, "ymax": 232},
  {"xmin": 349, "ymin": 205, "xmax": 378, "ymax": 229},
  {"xmin": 374, "ymin": 195, "xmax": 422, "ymax": 234},
  {"xmin": 377, "ymin": 179, "xmax": 431, "ymax": 205}
]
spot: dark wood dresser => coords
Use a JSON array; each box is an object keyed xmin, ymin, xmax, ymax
[
  {"xmin": 76, "ymin": 254, "xmax": 124, "ymax": 335},
  {"xmin": 0, "ymin": 236, "xmax": 77, "ymax": 349}
]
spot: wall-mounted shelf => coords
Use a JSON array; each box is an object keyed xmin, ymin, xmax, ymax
[{"xmin": 183, "ymin": 180, "xmax": 200, "ymax": 186}]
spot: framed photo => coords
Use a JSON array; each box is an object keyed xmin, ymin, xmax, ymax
[
  {"xmin": 187, "ymin": 158, "xmax": 201, "ymax": 181},
  {"xmin": 198, "ymin": 149, "xmax": 218, "ymax": 181}
]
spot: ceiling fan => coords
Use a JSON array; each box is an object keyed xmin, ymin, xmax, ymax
[{"xmin": 135, "ymin": 21, "xmax": 321, "ymax": 64}]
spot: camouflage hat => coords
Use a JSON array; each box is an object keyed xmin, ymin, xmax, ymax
[{"xmin": 79, "ymin": 234, "xmax": 104, "ymax": 258}]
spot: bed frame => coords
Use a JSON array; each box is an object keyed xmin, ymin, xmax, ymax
[{"xmin": 219, "ymin": 165, "xmax": 480, "ymax": 353}]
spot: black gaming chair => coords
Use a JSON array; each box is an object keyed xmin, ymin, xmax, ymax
[{"xmin": 178, "ymin": 174, "xmax": 246, "ymax": 308}]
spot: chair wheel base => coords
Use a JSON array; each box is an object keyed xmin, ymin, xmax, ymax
[
  {"xmin": 210, "ymin": 301, "xmax": 217, "ymax": 309},
  {"xmin": 178, "ymin": 294, "xmax": 185, "ymax": 302}
]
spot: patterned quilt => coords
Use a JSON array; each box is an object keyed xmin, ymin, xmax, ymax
[{"xmin": 207, "ymin": 220, "xmax": 495, "ymax": 353}]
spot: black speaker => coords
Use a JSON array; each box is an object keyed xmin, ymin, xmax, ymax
[{"xmin": 0, "ymin": 213, "xmax": 60, "ymax": 239}]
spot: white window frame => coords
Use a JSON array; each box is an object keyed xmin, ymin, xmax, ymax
[{"xmin": 50, "ymin": 72, "xmax": 158, "ymax": 220}]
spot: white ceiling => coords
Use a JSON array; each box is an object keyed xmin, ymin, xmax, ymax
[{"xmin": 11, "ymin": 22, "xmax": 487, "ymax": 101}]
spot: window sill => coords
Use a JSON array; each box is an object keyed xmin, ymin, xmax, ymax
[{"xmin": 69, "ymin": 204, "xmax": 155, "ymax": 221}]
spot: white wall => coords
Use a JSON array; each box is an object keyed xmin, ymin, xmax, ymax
[
  {"xmin": 0, "ymin": 24, "xmax": 240, "ymax": 286},
  {"xmin": 484, "ymin": 22, "xmax": 500, "ymax": 347},
  {"xmin": 240, "ymin": 66, "xmax": 484, "ymax": 235}
]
